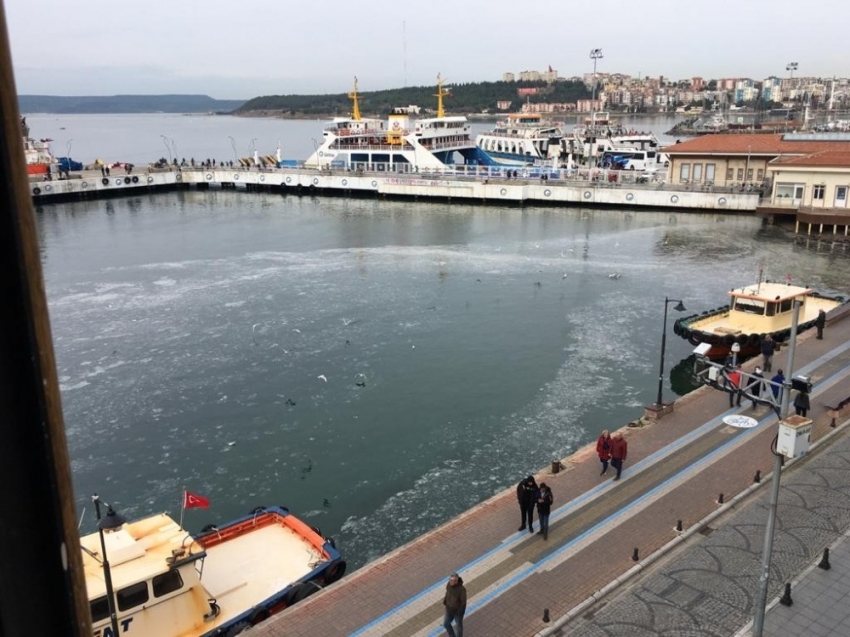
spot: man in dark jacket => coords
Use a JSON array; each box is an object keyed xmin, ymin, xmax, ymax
[
  {"xmin": 760, "ymin": 335, "xmax": 776, "ymax": 372},
  {"xmin": 516, "ymin": 475, "xmax": 538, "ymax": 533},
  {"xmin": 610, "ymin": 432, "xmax": 628, "ymax": 481},
  {"xmin": 816, "ymin": 309, "xmax": 826, "ymax": 339},
  {"xmin": 443, "ymin": 573, "xmax": 467, "ymax": 637}
]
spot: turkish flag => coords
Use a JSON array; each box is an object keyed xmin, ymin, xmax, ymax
[{"xmin": 184, "ymin": 490, "xmax": 210, "ymax": 509}]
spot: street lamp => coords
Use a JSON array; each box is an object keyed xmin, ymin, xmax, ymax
[
  {"xmin": 589, "ymin": 48, "xmax": 604, "ymax": 120},
  {"xmin": 66, "ymin": 139, "xmax": 72, "ymax": 174},
  {"xmin": 228, "ymin": 136, "xmax": 238, "ymax": 164},
  {"xmin": 786, "ymin": 62, "xmax": 798, "ymax": 80},
  {"xmin": 92, "ymin": 494, "xmax": 126, "ymax": 637},
  {"xmin": 160, "ymin": 135, "xmax": 172, "ymax": 165},
  {"xmin": 656, "ymin": 297, "xmax": 687, "ymax": 407}
]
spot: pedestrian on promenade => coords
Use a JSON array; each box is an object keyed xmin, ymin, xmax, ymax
[
  {"xmin": 536, "ymin": 483, "xmax": 553, "ymax": 540},
  {"xmin": 596, "ymin": 429, "xmax": 613, "ymax": 475},
  {"xmin": 771, "ymin": 369, "xmax": 785, "ymax": 400},
  {"xmin": 794, "ymin": 390, "xmax": 810, "ymax": 417},
  {"xmin": 442, "ymin": 573, "xmax": 466, "ymax": 637},
  {"xmin": 610, "ymin": 432, "xmax": 628, "ymax": 481},
  {"xmin": 761, "ymin": 335, "xmax": 776, "ymax": 372},
  {"xmin": 816, "ymin": 309, "xmax": 826, "ymax": 340},
  {"xmin": 749, "ymin": 366, "xmax": 764, "ymax": 407},
  {"xmin": 517, "ymin": 475, "xmax": 538, "ymax": 533},
  {"xmin": 726, "ymin": 364, "xmax": 742, "ymax": 407}
]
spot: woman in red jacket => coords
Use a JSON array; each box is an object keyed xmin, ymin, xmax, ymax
[
  {"xmin": 596, "ymin": 430, "xmax": 612, "ymax": 476},
  {"xmin": 610, "ymin": 432, "xmax": 628, "ymax": 481}
]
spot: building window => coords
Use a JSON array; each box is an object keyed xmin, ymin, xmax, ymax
[
  {"xmin": 813, "ymin": 185, "xmax": 825, "ymax": 200},
  {"xmin": 692, "ymin": 164, "xmax": 703, "ymax": 181},
  {"xmin": 757, "ymin": 169, "xmax": 764, "ymax": 181},
  {"xmin": 679, "ymin": 163, "xmax": 690, "ymax": 181},
  {"xmin": 706, "ymin": 164, "xmax": 716, "ymax": 182},
  {"xmin": 726, "ymin": 167, "xmax": 734, "ymax": 181},
  {"xmin": 737, "ymin": 168, "xmax": 744, "ymax": 181},
  {"xmin": 746, "ymin": 168, "xmax": 754, "ymax": 181}
]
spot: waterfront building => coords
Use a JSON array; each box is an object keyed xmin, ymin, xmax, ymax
[{"xmin": 765, "ymin": 150, "xmax": 850, "ymax": 211}]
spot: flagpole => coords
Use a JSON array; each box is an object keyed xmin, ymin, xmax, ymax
[{"xmin": 179, "ymin": 487, "xmax": 185, "ymax": 531}]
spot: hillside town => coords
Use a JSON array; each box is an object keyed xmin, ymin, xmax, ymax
[{"xmin": 500, "ymin": 66, "xmax": 849, "ymax": 115}]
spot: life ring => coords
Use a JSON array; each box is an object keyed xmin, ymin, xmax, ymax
[
  {"xmin": 33, "ymin": 187, "xmax": 41, "ymax": 195},
  {"xmin": 670, "ymin": 195, "xmax": 679, "ymax": 204},
  {"xmin": 147, "ymin": 176, "xmax": 154, "ymax": 184},
  {"xmin": 44, "ymin": 184, "xmax": 52, "ymax": 192},
  {"xmin": 626, "ymin": 193, "xmax": 634, "ymax": 201},
  {"xmin": 175, "ymin": 173, "xmax": 182, "ymax": 182},
  {"xmin": 583, "ymin": 191, "xmax": 591, "ymax": 199},
  {"xmin": 371, "ymin": 180, "xmax": 378, "ymax": 188},
  {"xmin": 285, "ymin": 176, "xmax": 292, "ymax": 184},
  {"xmin": 233, "ymin": 174, "xmax": 239, "ymax": 181},
  {"xmin": 544, "ymin": 189, "xmax": 551, "ymax": 197},
  {"xmin": 341, "ymin": 178, "xmax": 348, "ymax": 186},
  {"xmin": 115, "ymin": 179, "xmax": 122, "ymax": 186},
  {"xmin": 500, "ymin": 188, "xmax": 507, "ymax": 196},
  {"xmin": 259, "ymin": 174, "xmax": 265, "ymax": 182},
  {"xmin": 132, "ymin": 176, "xmax": 139, "ymax": 183},
  {"xmin": 312, "ymin": 178, "xmax": 319, "ymax": 185},
  {"xmin": 718, "ymin": 197, "xmax": 727, "ymax": 206},
  {"xmin": 81, "ymin": 181, "xmax": 88, "ymax": 188},
  {"xmin": 102, "ymin": 178, "xmax": 109, "ymax": 186},
  {"xmin": 205, "ymin": 173, "xmax": 213, "ymax": 181}
]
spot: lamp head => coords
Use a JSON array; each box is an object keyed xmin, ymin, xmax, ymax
[
  {"xmin": 673, "ymin": 300, "xmax": 686, "ymax": 312},
  {"xmin": 97, "ymin": 506, "xmax": 127, "ymax": 532}
]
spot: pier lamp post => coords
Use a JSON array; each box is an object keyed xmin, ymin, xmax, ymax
[
  {"xmin": 92, "ymin": 494, "xmax": 126, "ymax": 637},
  {"xmin": 171, "ymin": 138, "xmax": 178, "ymax": 162},
  {"xmin": 589, "ymin": 48, "xmax": 603, "ymax": 120},
  {"xmin": 249, "ymin": 138, "xmax": 257, "ymax": 166},
  {"xmin": 228, "ymin": 136, "xmax": 238, "ymax": 164},
  {"xmin": 786, "ymin": 62, "xmax": 798, "ymax": 80},
  {"xmin": 66, "ymin": 139, "xmax": 72, "ymax": 173},
  {"xmin": 160, "ymin": 135, "xmax": 172, "ymax": 166},
  {"xmin": 656, "ymin": 297, "xmax": 686, "ymax": 407}
]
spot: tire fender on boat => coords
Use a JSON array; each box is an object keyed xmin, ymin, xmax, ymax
[
  {"xmin": 324, "ymin": 557, "xmax": 347, "ymax": 584},
  {"xmin": 33, "ymin": 187, "xmax": 41, "ymax": 195},
  {"xmin": 248, "ymin": 608, "xmax": 270, "ymax": 624},
  {"xmin": 282, "ymin": 581, "xmax": 322, "ymax": 607},
  {"xmin": 688, "ymin": 332, "xmax": 702, "ymax": 346},
  {"xmin": 721, "ymin": 334, "xmax": 735, "ymax": 347},
  {"xmin": 749, "ymin": 334, "xmax": 761, "ymax": 348},
  {"xmin": 223, "ymin": 620, "xmax": 252, "ymax": 636},
  {"xmin": 102, "ymin": 178, "xmax": 109, "ymax": 186}
]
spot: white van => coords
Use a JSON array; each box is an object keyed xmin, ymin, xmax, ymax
[{"xmin": 601, "ymin": 149, "xmax": 667, "ymax": 172}]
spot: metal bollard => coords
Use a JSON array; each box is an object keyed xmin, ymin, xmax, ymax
[
  {"xmin": 675, "ymin": 519, "xmax": 683, "ymax": 532},
  {"xmin": 717, "ymin": 493, "xmax": 724, "ymax": 504},
  {"xmin": 632, "ymin": 547, "xmax": 639, "ymax": 561},
  {"xmin": 543, "ymin": 608, "xmax": 550, "ymax": 623},
  {"xmin": 818, "ymin": 548, "xmax": 831, "ymax": 570},
  {"xmin": 779, "ymin": 582, "xmax": 793, "ymax": 606},
  {"xmin": 754, "ymin": 470, "xmax": 761, "ymax": 483}
]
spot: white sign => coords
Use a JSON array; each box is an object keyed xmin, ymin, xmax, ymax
[{"xmin": 722, "ymin": 415, "xmax": 758, "ymax": 429}]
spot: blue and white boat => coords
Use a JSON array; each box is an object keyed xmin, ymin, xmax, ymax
[{"xmin": 475, "ymin": 113, "xmax": 572, "ymax": 167}]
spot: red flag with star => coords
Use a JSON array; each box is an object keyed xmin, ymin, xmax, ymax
[{"xmin": 183, "ymin": 490, "xmax": 210, "ymax": 509}]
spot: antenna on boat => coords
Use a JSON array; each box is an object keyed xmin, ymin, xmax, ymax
[
  {"xmin": 348, "ymin": 77, "xmax": 361, "ymax": 121},
  {"xmin": 78, "ymin": 506, "xmax": 86, "ymax": 531},
  {"xmin": 435, "ymin": 74, "xmax": 449, "ymax": 119}
]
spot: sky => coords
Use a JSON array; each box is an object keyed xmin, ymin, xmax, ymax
[{"xmin": 6, "ymin": 0, "xmax": 848, "ymax": 100}]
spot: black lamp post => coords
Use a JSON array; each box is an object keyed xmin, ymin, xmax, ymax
[
  {"xmin": 657, "ymin": 297, "xmax": 686, "ymax": 407},
  {"xmin": 92, "ymin": 494, "xmax": 126, "ymax": 637}
]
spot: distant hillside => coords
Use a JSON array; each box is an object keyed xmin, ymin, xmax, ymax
[
  {"xmin": 238, "ymin": 80, "xmax": 592, "ymax": 117},
  {"xmin": 18, "ymin": 94, "xmax": 246, "ymax": 114}
]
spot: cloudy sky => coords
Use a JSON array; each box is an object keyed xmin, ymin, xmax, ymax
[{"xmin": 6, "ymin": 0, "xmax": 847, "ymax": 99}]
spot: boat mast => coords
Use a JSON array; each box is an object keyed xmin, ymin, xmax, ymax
[
  {"xmin": 435, "ymin": 74, "xmax": 449, "ymax": 119},
  {"xmin": 348, "ymin": 77, "xmax": 361, "ymax": 121}
]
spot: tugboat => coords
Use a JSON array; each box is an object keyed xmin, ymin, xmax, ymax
[
  {"xmin": 20, "ymin": 117, "xmax": 56, "ymax": 175},
  {"xmin": 82, "ymin": 497, "xmax": 345, "ymax": 636},
  {"xmin": 673, "ymin": 279, "xmax": 847, "ymax": 360}
]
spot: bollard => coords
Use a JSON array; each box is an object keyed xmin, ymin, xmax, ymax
[
  {"xmin": 632, "ymin": 547, "xmax": 639, "ymax": 561},
  {"xmin": 717, "ymin": 493, "xmax": 724, "ymax": 504},
  {"xmin": 818, "ymin": 548, "xmax": 831, "ymax": 570},
  {"xmin": 754, "ymin": 470, "xmax": 761, "ymax": 483},
  {"xmin": 675, "ymin": 519, "xmax": 683, "ymax": 532},
  {"xmin": 542, "ymin": 608, "xmax": 550, "ymax": 623},
  {"xmin": 551, "ymin": 460, "xmax": 560, "ymax": 475},
  {"xmin": 779, "ymin": 582, "xmax": 793, "ymax": 606}
]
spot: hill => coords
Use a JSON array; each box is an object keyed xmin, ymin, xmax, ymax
[
  {"xmin": 17, "ymin": 94, "xmax": 246, "ymax": 114},
  {"xmin": 238, "ymin": 80, "xmax": 592, "ymax": 117}
]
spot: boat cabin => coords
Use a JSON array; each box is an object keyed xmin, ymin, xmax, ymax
[{"xmin": 720, "ymin": 282, "xmax": 829, "ymax": 334}]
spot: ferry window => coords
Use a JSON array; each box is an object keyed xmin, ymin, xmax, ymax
[
  {"xmin": 766, "ymin": 302, "xmax": 777, "ymax": 316},
  {"xmin": 814, "ymin": 185, "xmax": 825, "ymax": 200},
  {"xmin": 726, "ymin": 167, "xmax": 734, "ymax": 181},
  {"xmin": 117, "ymin": 582, "xmax": 149, "ymax": 611},
  {"xmin": 90, "ymin": 596, "xmax": 109, "ymax": 623},
  {"xmin": 780, "ymin": 299, "xmax": 793, "ymax": 312},
  {"xmin": 693, "ymin": 164, "xmax": 703, "ymax": 181},
  {"xmin": 737, "ymin": 168, "xmax": 744, "ymax": 180},
  {"xmin": 706, "ymin": 164, "xmax": 716, "ymax": 181},
  {"xmin": 733, "ymin": 298, "xmax": 765, "ymax": 314},
  {"xmin": 679, "ymin": 163, "xmax": 690, "ymax": 180},
  {"xmin": 153, "ymin": 570, "xmax": 184, "ymax": 597}
]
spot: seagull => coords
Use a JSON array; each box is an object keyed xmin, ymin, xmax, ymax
[
  {"xmin": 355, "ymin": 373, "xmax": 367, "ymax": 387},
  {"xmin": 227, "ymin": 441, "xmax": 236, "ymax": 447},
  {"xmin": 285, "ymin": 398, "xmax": 296, "ymax": 406},
  {"xmin": 317, "ymin": 374, "xmax": 328, "ymax": 383},
  {"xmin": 608, "ymin": 273, "xmax": 621, "ymax": 279},
  {"xmin": 292, "ymin": 328, "xmax": 301, "ymax": 333},
  {"xmin": 562, "ymin": 273, "xmax": 568, "ymax": 280},
  {"xmin": 342, "ymin": 318, "xmax": 356, "ymax": 326}
]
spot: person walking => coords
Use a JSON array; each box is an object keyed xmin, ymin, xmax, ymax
[
  {"xmin": 760, "ymin": 335, "xmax": 776, "ymax": 372},
  {"xmin": 816, "ymin": 309, "xmax": 826, "ymax": 340},
  {"xmin": 793, "ymin": 390, "xmax": 810, "ymax": 417},
  {"xmin": 610, "ymin": 432, "xmax": 628, "ymax": 481},
  {"xmin": 749, "ymin": 366, "xmax": 764, "ymax": 408},
  {"xmin": 536, "ymin": 483, "xmax": 553, "ymax": 540},
  {"xmin": 442, "ymin": 573, "xmax": 466, "ymax": 637},
  {"xmin": 727, "ymin": 364, "xmax": 742, "ymax": 407},
  {"xmin": 517, "ymin": 475, "xmax": 537, "ymax": 533},
  {"xmin": 596, "ymin": 430, "xmax": 613, "ymax": 476},
  {"xmin": 771, "ymin": 369, "xmax": 785, "ymax": 401}
]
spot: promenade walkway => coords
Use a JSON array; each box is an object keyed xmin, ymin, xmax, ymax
[{"xmin": 252, "ymin": 312, "xmax": 850, "ymax": 637}]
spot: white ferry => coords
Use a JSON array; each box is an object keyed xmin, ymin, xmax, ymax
[
  {"xmin": 82, "ymin": 503, "xmax": 345, "ymax": 637},
  {"xmin": 475, "ymin": 113, "xmax": 573, "ymax": 167},
  {"xmin": 304, "ymin": 76, "xmax": 494, "ymax": 171},
  {"xmin": 571, "ymin": 112, "xmax": 668, "ymax": 169},
  {"xmin": 674, "ymin": 280, "xmax": 847, "ymax": 359}
]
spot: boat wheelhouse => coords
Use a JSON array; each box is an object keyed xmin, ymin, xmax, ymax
[
  {"xmin": 82, "ymin": 505, "xmax": 345, "ymax": 637},
  {"xmin": 304, "ymin": 76, "xmax": 494, "ymax": 171},
  {"xmin": 674, "ymin": 281, "xmax": 846, "ymax": 359}
]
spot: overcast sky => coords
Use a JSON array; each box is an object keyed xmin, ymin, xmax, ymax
[{"xmin": 6, "ymin": 0, "xmax": 847, "ymax": 99}]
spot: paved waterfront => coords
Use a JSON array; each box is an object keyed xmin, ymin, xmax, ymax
[{"xmin": 250, "ymin": 310, "xmax": 850, "ymax": 637}]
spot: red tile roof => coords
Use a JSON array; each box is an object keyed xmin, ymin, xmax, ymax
[
  {"xmin": 770, "ymin": 151, "xmax": 850, "ymax": 168},
  {"xmin": 662, "ymin": 134, "xmax": 850, "ymax": 156}
]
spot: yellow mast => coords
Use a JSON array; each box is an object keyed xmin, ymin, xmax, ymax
[
  {"xmin": 348, "ymin": 77, "xmax": 361, "ymax": 121},
  {"xmin": 434, "ymin": 73, "xmax": 450, "ymax": 118}
]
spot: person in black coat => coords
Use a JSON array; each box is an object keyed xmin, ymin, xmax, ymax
[
  {"xmin": 794, "ymin": 390, "xmax": 810, "ymax": 417},
  {"xmin": 516, "ymin": 475, "xmax": 538, "ymax": 533},
  {"xmin": 760, "ymin": 335, "xmax": 776, "ymax": 372},
  {"xmin": 536, "ymin": 483, "xmax": 554, "ymax": 540},
  {"xmin": 816, "ymin": 309, "xmax": 826, "ymax": 340}
]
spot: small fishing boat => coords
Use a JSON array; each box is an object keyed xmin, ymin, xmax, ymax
[
  {"xmin": 673, "ymin": 280, "xmax": 847, "ymax": 359},
  {"xmin": 82, "ymin": 502, "xmax": 345, "ymax": 637}
]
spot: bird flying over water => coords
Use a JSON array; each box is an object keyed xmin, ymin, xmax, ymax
[{"xmin": 317, "ymin": 374, "xmax": 328, "ymax": 383}]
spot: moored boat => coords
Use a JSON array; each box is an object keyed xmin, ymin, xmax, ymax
[
  {"xmin": 673, "ymin": 280, "xmax": 847, "ymax": 359},
  {"xmin": 475, "ymin": 112, "xmax": 572, "ymax": 167},
  {"xmin": 82, "ymin": 501, "xmax": 345, "ymax": 637},
  {"xmin": 21, "ymin": 116, "xmax": 56, "ymax": 175}
]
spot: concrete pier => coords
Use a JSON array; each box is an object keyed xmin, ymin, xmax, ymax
[{"xmin": 29, "ymin": 166, "xmax": 760, "ymax": 211}]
